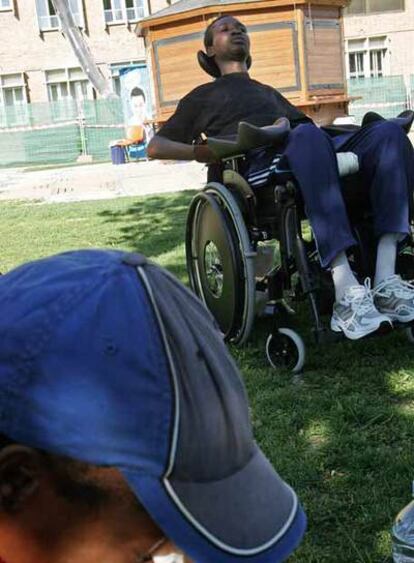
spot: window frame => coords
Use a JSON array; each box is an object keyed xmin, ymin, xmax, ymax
[
  {"xmin": 346, "ymin": 36, "xmax": 389, "ymax": 79},
  {"xmin": 103, "ymin": 0, "xmax": 149, "ymax": 25},
  {"xmin": 0, "ymin": 73, "xmax": 29, "ymax": 128},
  {"xmin": 348, "ymin": 51, "xmax": 365, "ymax": 79},
  {"xmin": 369, "ymin": 48, "xmax": 387, "ymax": 77},
  {"xmin": 345, "ymin": 0, "xmax": 404, "ymax": 16},
  {"xmin": 0, "ymin": 0, "xmax": 13, "ymax": 12},
  {"xmin": 45, "ymin": 67, "xmax": 95, "ymax": 103},
  {"xmin": 0, "ymin": 73, "xmax": 27, "ymax": 107},
  {"xmin": 36, "ymin": 0, "xmax": 85, "ymax": 32},
  {"xmin": 69, "ymin": 0, "xmax": 86, "ymax": 29}
]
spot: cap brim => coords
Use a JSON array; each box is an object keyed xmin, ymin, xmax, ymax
[{"xmin": 122, "ymin": 447, "xmax": 306, "ymax": 562}]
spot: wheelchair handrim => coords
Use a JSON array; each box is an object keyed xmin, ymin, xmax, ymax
[{"xmin": 185, "ymin": 183, "xmax": 256, "ymax": 345}]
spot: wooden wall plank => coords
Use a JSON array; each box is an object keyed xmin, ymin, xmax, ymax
[
  {"xmin": 150, "ymin": 7, "xmax": 296, "ymax": 41},
  {"xmin": 306, "ymin": 25, "xmax": 344, "ymax": 86},
  {"xmin": 156, "ymin": 37, "xmax": 208, "ymax": 103},
  {"xmin": 303, "ymin": 5, "xmax": 340, "ymax": 18},
  {"xmin": 249, "ymin": 28, "xmax": 297, "ymax": 88}
]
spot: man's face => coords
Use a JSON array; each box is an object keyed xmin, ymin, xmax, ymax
[
  {"xmin": 207, "ymin": 16, "xmax": 250, "ymax": 63},
  {"xmin": 0, "ymin": 448, "xmax": 191, "ymax": 563},
  {"xmin": 130, "ymin": 94, "xmax": 146, "ymax": 124}
]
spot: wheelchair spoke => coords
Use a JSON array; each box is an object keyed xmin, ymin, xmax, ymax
[{"xmin": 204, "ymin": 241, "xmax": 224, "ymax": 298}]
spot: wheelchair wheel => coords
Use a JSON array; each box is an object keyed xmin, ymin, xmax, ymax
[
  {"xmin": 186, "ymin": 183, "xmax": 256, "ymax": 344},
  {"xmin": 265, "ymin": 329, "xmax": 305, "ymax": 373}
]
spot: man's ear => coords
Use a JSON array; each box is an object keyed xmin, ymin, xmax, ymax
[{"xmin": 0, "ymin": 446, "xmax": 43, "ymax": 513}]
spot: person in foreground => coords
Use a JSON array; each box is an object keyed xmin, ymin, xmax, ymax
[
  {"xmin": 0, "ymin": 249, "xmax": 306, "ymax": 563},
  {"xmin": 148, "ymin": 15, "xmax": 414, "ymax": 341}
]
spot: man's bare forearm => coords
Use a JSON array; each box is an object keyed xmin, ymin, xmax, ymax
[
  {"xmin": 147, "ymin": 135, "xmax": 195, "ymax": 161},
  {"xmin": 148, "ymin": 135, "xmax": 218, "ymax": 163}
]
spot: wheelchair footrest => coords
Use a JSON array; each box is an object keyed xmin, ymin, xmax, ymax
[{"xmin": 313, "ymin": 320, "xmax": 394, "ymax": 344}]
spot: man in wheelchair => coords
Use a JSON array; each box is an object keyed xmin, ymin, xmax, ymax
[{"xmin": 148, "ymin": 14, "xmax": 414, "ymax": 341}]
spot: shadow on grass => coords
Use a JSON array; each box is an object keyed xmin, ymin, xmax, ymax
[
  {"xmin": 238, "ymin": 312, "xmax": 414, "ymax": 563},
  {"xmin": 98, "ymin": 191, "xmax": 194, "ymax": 281},
  {"xmin": 98, "ymin": 191, "xmax": 414, "ymax": 562}
]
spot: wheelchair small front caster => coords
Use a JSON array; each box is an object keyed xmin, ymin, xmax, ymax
[{"xmin": 265, "ymin": 328, "xmax": 306, "ymax": 373}]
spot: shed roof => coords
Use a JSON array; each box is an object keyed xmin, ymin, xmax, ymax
[
  {"xmin": 137, "ymin": 0, "xmax": 348, "ymax": 33},
  {"xmin": 150, "ymin": 0, "xmax": 262, "ymax": 20},
  {"xmin": 139, "ymin": 0, "xmax": 263, "ymax": 25}
]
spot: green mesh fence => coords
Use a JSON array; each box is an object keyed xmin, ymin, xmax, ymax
[
  {"xmin": 0, "ymin": 98, "xmax": 125, "ymax": 168},
  {"xmin": 348, "ymin": 75, "xmax": 408, "ymax": 124},
  {"xmin": 83, "ymin": 98, "xmax": 124, "ymax": 161},
  {"xmin": 0, "ymin": 77, "xmax": 413, "ymax": 168},
  {"xmin": 0, "ymin": 126, "xmax": 81, "ymax": 168}
]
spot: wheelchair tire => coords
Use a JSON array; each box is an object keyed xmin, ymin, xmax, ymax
[
  {"xmin": 186, "ymin": 183, "xmax": 256, "ymax": 345},
  {"xmin": 265, "ymin": 328, "xmax": 305, "ymax": 373}
]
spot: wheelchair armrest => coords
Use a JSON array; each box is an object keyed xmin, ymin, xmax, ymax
[
  {"xmin": 325, "ymin": 110, "xmax": 414, "ymax": 137},
  {"xmin": 207, "ymin": 118, "xmax": 290, "ymax": 160},
  {"xmin": 361, "ymin": 109, "xmax": 414, "ymax": 133}
]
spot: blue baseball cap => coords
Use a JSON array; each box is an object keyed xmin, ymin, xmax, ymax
[{"xmin": 0, "ymin": 249, "xmax": 306, "ymax": 562}]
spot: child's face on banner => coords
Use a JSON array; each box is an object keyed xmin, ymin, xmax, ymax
[{"xmin": 130, "ymin": 93, "xmax": 146, "ymax": 125}]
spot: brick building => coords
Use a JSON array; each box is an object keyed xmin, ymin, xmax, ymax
[
  {"xmin": 343, "ymin": 0, "xmax": 414, "ymax": 81},
  {"xmin": 2, "ymin": 0, "xmax": 414, "ymax": 112},
  {"xmin": 0, "ymin": 0, "xmax": 169, "ymax": 108}
]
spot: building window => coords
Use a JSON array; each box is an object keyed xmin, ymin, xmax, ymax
[
  {"xmin": 36, "ymin": 0, "xmax": 84, "ymax": 31},
  {"xmin": 36, "ymin": 0, "xmax": 59, "ymax": 30},
  {"xmin": 0, "ymin": 74, "xmax": 28, "ymax": 127},
  {"xmin": 346, "ymin": 0, "xmax": 404, "ymax": 15},
  {"xmin": 349, "ymin": 52, "xmax": 365, "ymax": 79},
  {"xmin": 46, "ymin": 68, "xmax": 94, "ymax": 102},
  {"xmin": 368, "ymin": 37, "xmax": 387, "ymax": 77},
  {"xmin": 0, "ymin": 74, "xmax": 27, "ymax": 106},
  {"xmin": 347, "ymin": 37, "xmax": 388, "ymax": 79},
  {"xmin": 104, "ymin": 0, "xmax": 147, "ymax": 24},
  {"xmin": 0, "ymin": 0, "xmax": 13, "ymax": 11},
  {"xmin": 68, "ymin": 0, "xmax": 85, "ymax": 28}
]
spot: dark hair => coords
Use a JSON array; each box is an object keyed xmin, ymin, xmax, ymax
[
  {"xmin": 130, "ymin": 87, "xmax": 145, "ymax": 101},
  {"xmin": 0, "ymin": 433, "xmax": 144, "ymax": 513},
  {"xmin": 203, "ymin": 14, "xmax": 229, "ymax": 49}
]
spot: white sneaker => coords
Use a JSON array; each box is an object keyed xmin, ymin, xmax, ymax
[
  {"xmin": 331, "ymin": 280, "xmax": 392, "ymax": 340},
  {"xmin": 374, "ymin": 274, "xmax": 414, "ymax": 323}
]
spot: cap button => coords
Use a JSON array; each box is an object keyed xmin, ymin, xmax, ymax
[{"xmin": 122, "ymin": 253, "xmax": 147, "ymax": 267}]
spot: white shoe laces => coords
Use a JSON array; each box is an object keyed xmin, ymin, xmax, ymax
[
  {"xmin": 374, "ymin": 275, "xmax": 414, "ymax": 299},
  {"xmin": 341, "ymin": 278, "xmax": 376, "ymax": 328}
]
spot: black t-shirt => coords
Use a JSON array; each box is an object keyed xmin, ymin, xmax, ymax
[{"xmin": 157, "ymin": 72, "xmax": 312, "ymax": 144}]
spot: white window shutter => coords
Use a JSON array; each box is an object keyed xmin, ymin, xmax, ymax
[
  {"xmin": 35, "ymin": 0, "xmax": 48, "ymax": 30},
  {"xmin": 69, "ymin": 0, "xmax": 85, "ymax": 28}
]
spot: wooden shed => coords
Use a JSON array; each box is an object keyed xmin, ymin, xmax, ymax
[{"xmin": 137, "ymin": 0, "xmax": 351, "ymax": 126}]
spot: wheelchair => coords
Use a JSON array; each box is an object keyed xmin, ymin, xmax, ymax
[{"xmin": 185, "ymin": 111, "xmax": 414, "ymax": 373}]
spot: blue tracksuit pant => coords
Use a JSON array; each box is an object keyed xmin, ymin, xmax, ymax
[{"xmin": 251, "ymin": 121, "xmax": 414, "ymax": 268}]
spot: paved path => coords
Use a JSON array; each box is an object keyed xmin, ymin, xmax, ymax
[
  {"xmin": 1, "ymin": 131, "xmax": 413, "ymax": 203},
  {"xmin": 0, "ymin": 160, "xmax": 207, "ymax": 203}
]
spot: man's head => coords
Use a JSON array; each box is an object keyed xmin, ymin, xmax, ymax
[
  {"xmin": 0, "ymin": 250, "xmax": 305, "ymax": 563},
  {"xmin": 0, "ymin": 439, "xmax": 170, "ymax": 562},
  {"xmin": 204, "ymin": 15, "xmax": 250, "ymax": 66}
]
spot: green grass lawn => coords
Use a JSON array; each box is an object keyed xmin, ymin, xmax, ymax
[{"xmin": 2, "ymin": 193, "xmax": 414, "ymax": 562}]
